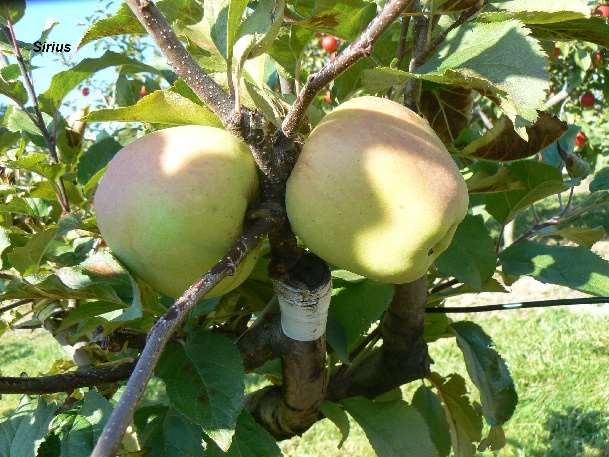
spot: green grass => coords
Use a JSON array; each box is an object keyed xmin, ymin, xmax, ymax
[
  {"xmin": 1, "ymin": 308, "xmax": 608, "ymax": 457},
  {"xmin": 0, "ymin": 330, "xmax": 66, "ymax": 415}
]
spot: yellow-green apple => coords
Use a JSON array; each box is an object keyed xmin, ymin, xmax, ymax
[
  {"xmin": 94, "ymin": 125, "xmax": 260, "ymax": 298},
  {"xmin": 286, "ymin": 96, "xmax": 468, "ymax": 283}
]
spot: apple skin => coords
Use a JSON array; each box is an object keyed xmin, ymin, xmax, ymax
[
  {"xmin": 575, "ymin": 131, "xmax": 587, "ymax": 147},
  {"xmin": 286, "ymin": 96, "xmax": 469, "ymax": 284},
  {"xmin": 94, "ymin": 125, "xmax": 260, "ymax": 298},
  {"xmin": 580, "ymin": 92, "xmax": 595, "ymax": 108},
  {"xmin": 321, "ymin": 35, "xmax": 338, "ymax": 53}
]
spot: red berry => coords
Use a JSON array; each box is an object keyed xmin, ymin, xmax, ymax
[
  {"xmin": 575, "ymin": 131, "xmax": 587, "ymax": 147},
  {"xmin": 81, "ymin": 87, "xmax": 90, "ymax": 96},
  {"xmin": 594, "ymin": 51, "xmax": 603, "ymax": 65},
  {"xmin": 139, "ymin": 85, "xmax": 148, "ymax": 98},
  {"xmin": 553, "ymin": 46, "xmax": 561, "ymax": 58},
  {"xmin": 323, "ymin": 91, "xmax": 332, "ymax": 104},
  {"xmin": 580, "ymin": 92, "xmax": 595, "ymax": 108},
  {"xmin": 595, "ymin": 4, "xmax": 609, "ymax": 16},
  {"xmin": 321, "ymin": 35, "xmax": 338, "ymax": 53}
]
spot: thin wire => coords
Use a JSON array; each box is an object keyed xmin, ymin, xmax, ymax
[{"xmin": 426, "ymin": 297, "xmax": 609, "ymax": 314}]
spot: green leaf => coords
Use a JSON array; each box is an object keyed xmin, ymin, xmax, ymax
[
  {"xmin": 485, "ymin": 0, "xmax": 589, "ymax": 23},
  {"xmin": 451, "ymin": 321, "xmax": 518, "ymax": 426},
  {"xmin": 296, "ymin": 0, "xmax": 377, "ymax": 40},
  {"xmin": 321, "ymin": 401, "xmax": 350, "ymax": 448},
  {"xmin": 436, "ymin": 215, "xmax": 496, "ymax": 289},
  {"xmin": 58, "ymin": 301, "xmax": 125, "ymax": 331},
  {"xmin": 363, "ymin": 20, "xmax": 549, "ymax": 137},
  {"xmin": 0, "ymin": 77, "xmax": 28, "ymax": 105},
  {"xmin": 8, "ymin": 227, "xmax": 58, "ymax": 274},
  {"xmin": 482, "ymin": 1, "xmax": 609, "ymax": 47},
  {"xmin": 0, "ymin": 126, "xmax": 20, "ymax": 153},
  {"xmin": 0, "ymin": 226, "xmax": 11, "ymax": 269},
  {"xmin": 156, "ymin": 331, "xmax": 245, "ymax": 451},
  {"xmin": 39, "ymin": 51, "xmax": 162, "ymax": 114},
  {"xmin": 590, "ymin": 167, "xmax": 609, "ymax": 192},
  {"xmin": 527, "ymin": 17, "xmax": 609, "ymax": 48},
  {"xmin": 412, "ymin": 385, "xmax": 451, "ymax": 457},
  {"xmin": 77, "ymin": 0, "xmax": 203, "ymax": 49},
  {"xmin": 76, "ymin": 137, "xmax": 122, "ymax": 186},
  {"xmin": 485, "ymin": 160, "xmax": 566, "ymax": 224},
  {"xmin": 328, "ymin": 279, "xmax": 394, "ymax": 356},
  {"xmin": 342, "ymin": 397, "xmax": 439, "ymax": 457},
  {"xmin": 84, "ymin": 90, "xmax": 221, "ymax": 127},
  {"xmin": 268, "ymin": 25, "xmax": 314, "ymax": 79},
  {"xmin": 429, "ymin": 372, "xmax": 483, "ymax": 457},
  {"xmin": 233, "ymin": 0, "xmax": 286, "ymax": 80},
  {"xmin": 140, "ymin": 408, "xmax": 205, "ymax": 457},
  {"xmin": 0, "ymin": 0, "xmax": 25, "ymax": 25},
  {"xmin": 5, "ymin": 152, "xmax": 66, "ymax": 180},
  {"xmin": 58, "ymin": 414, "xmax": 94, "ymax": 457},
  {"xmin": 500, "ymin": 240, "xmax": 609, "ymax": 296},
  {"xmin": 0, "ymin": 397, "xmax": 57, "ymax": 457},
  {"xmin": 205, "ymin": 411, "xmax": 282, "ymax": 457},
  {"xmin": 537, "ymin": 225, "xmax": 606, "ymax": 248},
  {"xmin": 78, "ymin": 391, "xmax": 113, "ymax": 443},
  {"xmin": 227, "ymin": 0, "xmax": 249, "ymax": 62}
]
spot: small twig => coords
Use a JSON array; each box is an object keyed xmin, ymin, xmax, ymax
[
  {"xmin": 427, "ymin": 296, "xmax": 609, "ymax": 314},
  {"xmin": 0, "ymin": 361, "xmax": 136, "ymax": 394},
  {"xmin": 125, "ymin": 0, "xmax": 235, "ymax": 127},
  {"xmin": 403, "ymin": 1, "xmax": 428, "ymax": 109},
  {"xmin": 0, "ymin": 299, "xmax": 33, "ymax": 315},
  {"xmin": 3, "ymin": 21, "xmax": 70, "ymax": 213},
  {"xmin": 91, "ymin": 218, "xmax": 272, "ymax": 457},
  {"xmin": 396, "ymin": 15, "xmax": 412, "ymax": 67},
  {"xmin": 430, "ymin": 278, "xmax": 459, "ymax": 294},
  {"xmin": 281, "ymin": 0, "xmax": 415, "ymax": 138},
  {"xmin": 559, "ymin": 187, "xmax": 575, "ymax": 217},
  {"xmin": 411, "ymin": 3, "xmax": 483, "ymax": 68},
  {"xmin": 476, "ymin": 106, "xmax": 494, "ymax": 129}
]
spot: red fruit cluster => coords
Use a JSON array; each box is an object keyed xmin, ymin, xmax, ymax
[
  {"xmin": 595, "ymin": 4, "xmax": 609, "ymax": 16},
  {"xmin": 580, "ymin": 92, "xmax": 595, "ymax": 108},
  {"xmin": 575, "ymin": 131, "xmax": 587, "ymax": 148},
  {"xmin": 81, "ymin": 87, "xmax": 90, "ymax": 97},
  {"xmin": 320, "ymin": 35, "xmax": 338, "ymax": 53}
]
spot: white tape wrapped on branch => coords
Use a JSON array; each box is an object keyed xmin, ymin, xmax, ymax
[{"xmin": 275, "ymin": 279, "xmax": 332, "ymax": 342}]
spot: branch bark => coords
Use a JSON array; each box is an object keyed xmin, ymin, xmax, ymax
[
  {"xmin": 125, "ymin": 0, "xmax": 235, "ymax": 127},
  {"xmin": 91, "ymin": 217, "xmax": 272, "ymax": 457},
  {"xmin": 0, "ymin": 361, "xmax": 135, "ymax": 394},
  {"xmin": 281, "ymin": 0, "xmax": 415, "ymax": 138},
  {"xmin": 247, "ymin": 254, "xmax": 331, "ymax": 438},
  {"xmin": 327, "ymin": 277, "xmax": 430, "ymax": 400}
]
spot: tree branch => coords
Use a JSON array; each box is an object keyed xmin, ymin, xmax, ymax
[
  {"xmin": 327, "ymin": 277, "xmax": 430, "ymax": 400},
  {"xmin": 125, "ymin": 0, "xmax": 235, "ymax": 127},
  {"xmin": 2, "ymin": 21, "xmax": 70, "ymax": 213},
  {"xmin": 0, "ymin": 361, "xmax": 136, "ymax": 394},
  {"xmin": 281, "ymin": 0, "xmax": 415, "ymax": 138},
  {"xmin": 91, "ymin": 217, "xmax": 272, "ymax": 457},
  {"xmin": 247, "ymin": 254, "xmax": 331, "ymax": 438}
]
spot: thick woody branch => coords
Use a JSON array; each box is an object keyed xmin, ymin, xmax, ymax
[
  {"xmin": 327, "ymin": 277, "xmax": 430, "ymax": 400},
  {"xmin": 0, "ymin": 361, "xmax": 136, "ymax": 394},
  {"xmin": 281, "ymin": 0, "xmax": 415, "ymax": 138},
  {"xmin": 247, "ymin": 254, "xmax": 331, "ymax": 438},
  {"xmin": 125, "ymin": 0, "xmax": 235, "ymax": 126},
  {"xmin": 91, "ymin": 217, "xmax": 272, "ymax": 457}
]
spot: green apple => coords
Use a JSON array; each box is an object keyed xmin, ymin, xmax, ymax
[
  {"xmin": 286, "ymin": 96, "xmax": 469, "ymax": 283},
  {"xmin": 94, "ymin": 125, "xmax": 260, "ymax": 298}
]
